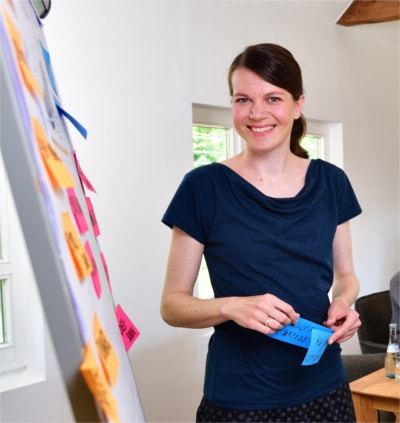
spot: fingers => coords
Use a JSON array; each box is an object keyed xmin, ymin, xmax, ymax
[
  {"xmin": 264, "ymin": 317, "xmax": 273, "ymax": 328},
  {"xmin": 261, "ymin": 311, "xmax": 296, "ymax": 334},
  {"xmin": 270, "ymin": 307, "xmax": 299, "ymax": 327},
  {"xmin": 258, "ymin": 315, "xmax": 280, "ymax": 335},
  {"xmin": 327, "ymin": 312, "xmax": 361, "ymax": 344},
  {"xmin": 329, "ymin": 327, "xmax": 358, "ymax": 344},
  {"xmin": 230, "ymin": 293, "xmax": 299, "ymax": 335},
  {"xmin": 264, "ymin": 315, "xmax": 281, "ymax": 331},
  {"xmin": 254, "ymin": 294, "xmax": 300, "ymax": 335},
  {"xmin": 262, "ymin": 294, "xmax": 300, "ymax": 323}
]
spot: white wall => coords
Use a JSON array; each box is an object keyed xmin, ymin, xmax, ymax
[{"xmin": 1, "ymin": 1, "xmax": 399, "ymax": 422}]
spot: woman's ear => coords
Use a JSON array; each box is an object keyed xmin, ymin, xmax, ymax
[{"xmin": 295, "ymin": 95, "xmax": 305, "ymax": 119}]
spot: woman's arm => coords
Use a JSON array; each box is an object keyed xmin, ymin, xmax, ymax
[
  {"xmin": 160, "ymin": 226, "xmax": 299, "ymax": 332},
  {"xmin": 160, "ymin": 226, "xmax": 230, "ymax": 328},
  {"xmin": 325, "ymin": 221, "xmax": 361, "ymax": 344}
]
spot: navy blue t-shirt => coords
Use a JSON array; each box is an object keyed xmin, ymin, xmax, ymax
[{"xmin": 162, "ymin": 159, "xmax": 362, "ymax": 410}]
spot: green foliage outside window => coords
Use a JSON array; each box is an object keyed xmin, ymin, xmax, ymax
[
  {"xmin": 300, "ymin": 135, "xmax": 323, "ymax": 159},
  {"xmin": 193, "ymin": 126, "xmax": 228, "ymax": 167}
]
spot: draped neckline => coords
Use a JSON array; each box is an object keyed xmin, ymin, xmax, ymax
[{"xmin": 215, "ymin": 159, "xmax": 317, "ymax": 202}]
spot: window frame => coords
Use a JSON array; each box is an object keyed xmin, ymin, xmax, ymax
[
  {"xmin": 192, "ymin": 103, "xmax": 243, "ymax": 157},
  {"xmin": 0, "ymin": 153, "xmax": 45, "ymax": 392},
  {"xmin": 0, "ymin": 153, "xmax": 27, "ymax": 372}
]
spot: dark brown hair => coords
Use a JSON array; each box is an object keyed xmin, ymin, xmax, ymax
[{"xmin": 228, "ymin": 43, "xmax": 308, "ymax": 158}]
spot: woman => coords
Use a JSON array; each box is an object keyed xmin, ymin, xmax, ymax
[{"xmin": 161, "ymin": 43, "xmax": 362, "ymax": 422}]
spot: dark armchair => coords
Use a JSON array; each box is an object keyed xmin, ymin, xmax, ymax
[
  {"xmin": 354, "ymin": 290, "xmax": 392, "ymax": 354},
  {"xmin": 342, "ymin": 353, "xmax": 385, "ymax": 382}
]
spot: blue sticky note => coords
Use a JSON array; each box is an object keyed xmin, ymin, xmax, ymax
[
  {"xmin": 301, "ymin": 328, "xmax": 332, "ymax": 365},
  {"xmin": 55, "ymin": 100, "xmax": 88, "ymax": 139},
  {"xmin": 267, "ymin": 317, "xmax": 333, "ymax": 365},
  {"xmin": 40, "ymin": 42, "xmax": 57, "ymax": 94}
]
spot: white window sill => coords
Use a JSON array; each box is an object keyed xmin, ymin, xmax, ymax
[{"xmin": 0, "ymin": 362, "xmax": 45, "ymax": 393}]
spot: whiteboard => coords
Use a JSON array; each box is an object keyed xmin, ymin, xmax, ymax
[{"xmin": 0, "ymin": 1, "xmax": 145, "ymax": 422}]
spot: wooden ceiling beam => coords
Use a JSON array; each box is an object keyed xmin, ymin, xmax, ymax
[{"xmin": 337, "ymin": 0, "xmax": 400, "ymax": 26}]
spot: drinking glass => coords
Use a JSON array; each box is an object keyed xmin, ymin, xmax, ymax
[{"xmin": 394, "ymin": 352, "xmax": 400, "ymax": 383}]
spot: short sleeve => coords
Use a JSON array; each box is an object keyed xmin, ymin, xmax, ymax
[
  {"xmin": 336, "ymin": 170, "xmax": 362, "ymax": 224},
  {"xmin": 162, "ymin": 167, "xmax": 215, "ymax": 244}
]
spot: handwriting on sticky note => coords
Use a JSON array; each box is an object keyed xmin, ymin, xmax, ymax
[
  {"xmin": 80, "ymin": 342, "xmax": 120, "ymax": 423},
  {"xmin": 115, "ymin": 304, "xmax": 140, "ymax": 351},
  {"xmin": 85, "ymin": 241, "xmax": 101, "ymax": 298},
  {"xmin": 62, "ymin": 212, "xmax": 93, "ymax": 280},
  {"xmin": 93, "ymin": 313, "xmax": 119, "ymax": 386},
  {"xmin": 85, "ymin": 196, "xmax": 100, "ymax": 236},
  {"xmin": 3, "ymin": 10, "xmax": 43, "ymax": 98},
  {"xmin": 301, "ymin": 328, "xmax": 332, "ymax": 365},
  {"xmin": 67, "ymin": 188, "xmax": 89, "ymax": 234},
  {"xmin": 33, "ymin": 118, "xmax": 75, "ymax": 189},
  {"xmin": 268, "ymin": 317, "xmax": 332, "ymax": 365}
]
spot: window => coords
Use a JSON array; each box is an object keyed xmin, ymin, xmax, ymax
[
  {"xmin": 0, "ymin": 279, "xmax": 7, "ymax": 344},
  {"xmin": 300, "ymin": 135, "xmax": 323, "ymax": 160},
  {"xmin": 0, "ymin": 153, "xmax": 45, "ymax": 391},
  {"xmin": 193, "ymin": 126, "xmax": 229, "ymax": 167},
  {"xmin": 192, "ymin": 104, "xmax": 343, "ymax": 299},
  {"xmin": 192, "ymin": 105, "xmax": 244, "ymax": 299},
  {"xmin": 0, "ymin": 153, "xmax": 27, "ymax": 373}
]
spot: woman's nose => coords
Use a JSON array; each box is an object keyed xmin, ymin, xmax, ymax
[{"xmin": 249, "ymin": 102, "xmax": 268, "ymax": 120}]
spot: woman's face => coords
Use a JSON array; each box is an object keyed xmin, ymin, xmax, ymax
[{"xmin": 231, "ymin": 67, "xmax": 304, "ymax": 155}]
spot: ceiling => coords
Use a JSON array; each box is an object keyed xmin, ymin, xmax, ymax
[{"xmin": 337, "ymin": 0, "xmax": 400, "ymax": 26}]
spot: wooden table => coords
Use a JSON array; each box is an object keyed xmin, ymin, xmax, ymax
[{"xmin": 350, "ymin": 368, "xmax": 400, "ymax": 422}]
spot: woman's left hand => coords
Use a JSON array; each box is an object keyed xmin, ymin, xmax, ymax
[{"xmin": 324, "ymin": 298, "xmax": 361, "ymax": 345}]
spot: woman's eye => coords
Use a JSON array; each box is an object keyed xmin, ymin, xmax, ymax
[
  {"xmin": 269, "ymin": 97, "xmax": 281, "ymax": 103},
  {"xmin": 235, "ymin": 97, "xmax": 249, "ymax": 104}
]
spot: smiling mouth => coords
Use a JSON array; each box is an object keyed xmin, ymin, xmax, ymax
[{"xmin": 250, "ymin": 125, "xmax": 275, "ymax": 133}]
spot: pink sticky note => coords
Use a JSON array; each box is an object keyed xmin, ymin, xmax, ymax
[
  {"xmin": 85, "ymin": 241, "xmax": 101, "ymax": 298},
  {"xmin": 115, "ymin": 304, "xmax": 140, "ymax": 350},
  {"xmin": 85, "ymin": 197, "xmax": 100, "ymax": 237},
  {"xmin": 100, "ymin": 252, "xmax": 112, "ymax": 292},
  {"xmin": 67, "ymin": 188, "xmax": 89, "ymax": 234},
  {"xmin": 73, "ymin": 151, "xmax": 96, "ymax": 193}
]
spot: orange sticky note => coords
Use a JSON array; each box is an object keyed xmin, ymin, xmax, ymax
[
  {"xmin": 3, "ymin": 9, "xmax": 43, "ymax": 98},
  {"xmin": 85, "ymin": 241, "xmax": 101, "ymax": 298},
  {"xmin": 93, "ymin": 313, "xmax": 119, "ymax": 387},
  {"xmin": 62, "ymin": 212, "xmax": 93, "ymax": 280},
  {"xmin": 33, "ymin": 118, "xmax": 75, "ymax": 189},
  {"xmin": 80, "ymin": 342, "xmax": 120, "ymax": 423}
]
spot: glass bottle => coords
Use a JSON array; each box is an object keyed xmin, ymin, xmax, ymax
[{"xmin": 385, "ymin": 323, "xmax": 399, "ymax": 378}]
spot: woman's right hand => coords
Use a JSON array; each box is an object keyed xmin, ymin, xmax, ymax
[{"xmin": 220, "ymin": 293, "xmax": 300, "ymax": 335}]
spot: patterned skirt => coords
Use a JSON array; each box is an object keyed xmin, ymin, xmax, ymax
[{"xmin": 196, "ymin": 381, "xmax": 356, "ymax": 422}]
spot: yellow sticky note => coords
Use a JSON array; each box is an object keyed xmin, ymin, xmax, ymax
[
  {"xmin": 33, "ymin": 118, "xmax": 76, "ymax": 189},
  {"xmin": 93, "ymin": 313, "xmax": 119, "ymax": 387},
  {"xmin": 3, "ymin": 9, "xmax": 43, "ymax": 98},
  {"xmin": 80, "ymin": 342, "xmax": 120, "ymax": 423},
  {"xmin": 62, "ymin": 212, "xmax": 93, "ymax": 280}
]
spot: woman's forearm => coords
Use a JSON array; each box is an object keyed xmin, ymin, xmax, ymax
[
  {"xmin": 160, "ymin": 292, "xmax": 234, "ymax": 328},
  {"xmin": 331, "ymin": 273, "xmax": 359, "ymax": 307}
]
